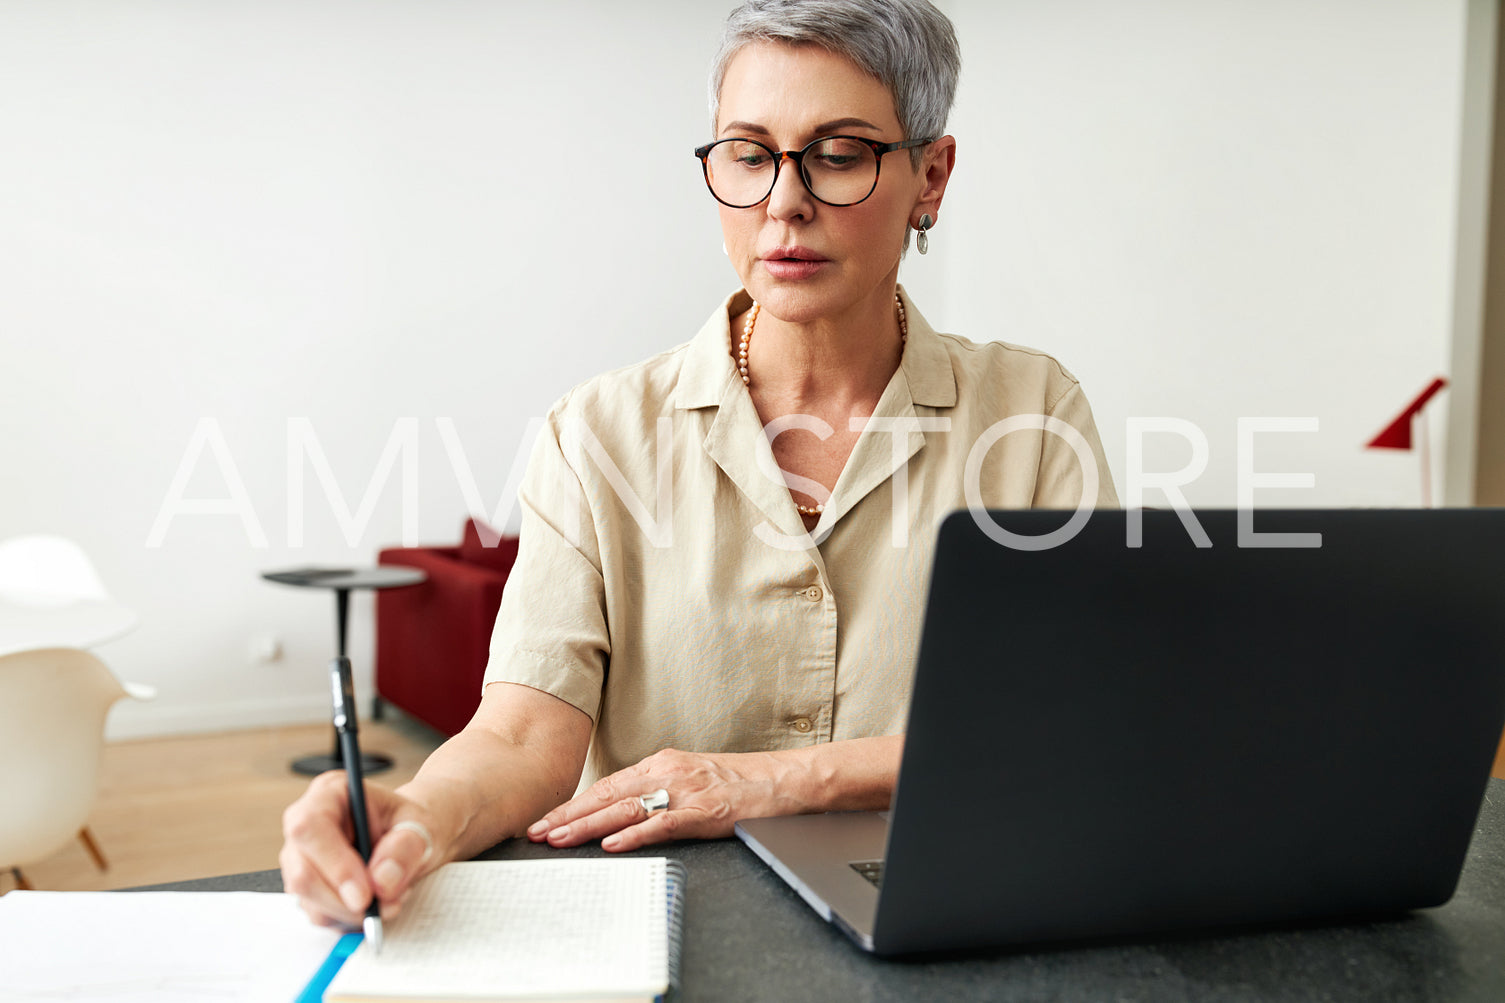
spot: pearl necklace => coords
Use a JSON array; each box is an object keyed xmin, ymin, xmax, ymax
[{"xmin": 737, "ymin": 293, "xmax": 909, "ymax": 517}]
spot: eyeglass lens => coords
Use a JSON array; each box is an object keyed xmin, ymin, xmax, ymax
[{"xmin": 704, "ymin": 138, "xmax": 880, "ymax": 208}]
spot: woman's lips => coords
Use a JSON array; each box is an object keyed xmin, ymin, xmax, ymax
[
  {"xmin": 761, "ymin": 250, "xmax": 829, "ymax": 280},
  {"xmin": 762, "ymin": 259, "xmax": 827, "ymax": 280}
]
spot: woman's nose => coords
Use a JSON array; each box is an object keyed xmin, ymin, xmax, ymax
[{"xmin": 765, "ymin": 151, "xmax": 814, "ymax": 222}]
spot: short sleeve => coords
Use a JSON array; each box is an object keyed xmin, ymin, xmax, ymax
[
  {"xmin": 482, "ymin": 403, "xmax": 610, "ymax": 720},
  {"xmin": 1034, "ymin": 383, "xmax": 1120, "ymax": 509}
]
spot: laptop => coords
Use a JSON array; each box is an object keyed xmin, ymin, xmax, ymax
[{"xmin": 735, "ymin": 509, "xmax": 1505, "ymax": 955}]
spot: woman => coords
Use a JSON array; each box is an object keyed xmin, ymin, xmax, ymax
[{"xmin": 281, "ymin": 0, "xmax": 1117, "ymax": 930}]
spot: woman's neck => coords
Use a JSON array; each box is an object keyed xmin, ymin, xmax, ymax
[{"xmin": 737, "ymin": 288, "xmax": 906, "ymax": 413}]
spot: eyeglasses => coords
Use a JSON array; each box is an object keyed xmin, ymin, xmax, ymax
[{"xmin": 693, "ymin": 135, "xmax": 933, "ymax": 208}]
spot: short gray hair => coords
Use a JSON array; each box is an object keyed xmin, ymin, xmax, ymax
[{"xmin": 708, "ymin": 0, "xmax": 960, "ymax": 168}]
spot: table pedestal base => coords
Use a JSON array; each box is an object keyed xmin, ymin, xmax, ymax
[
  {"xmin": 291, "ymin": 723, "xmax": 395, "ymax": 776},
  {"xmin": 291, "ymin": 751, "xmax": 394, "ymax": 777}
]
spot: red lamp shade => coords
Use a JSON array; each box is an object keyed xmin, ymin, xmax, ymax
[{"xmin": 1366, "ymin": 378, "xmax": 1448, "ymax": 450}]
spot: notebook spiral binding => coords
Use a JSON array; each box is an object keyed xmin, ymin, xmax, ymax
[{"xmin": 664, "ymin": 858, "xmax": 688, "ymax": 999}]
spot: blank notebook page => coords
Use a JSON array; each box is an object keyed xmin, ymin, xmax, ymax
[{"xmin": 325, "ymin": 857, "xmax": 670, "ymax": 1001}]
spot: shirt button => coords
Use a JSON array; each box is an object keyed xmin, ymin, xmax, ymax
[
  {"xmin": 803, "ymin": 585, "xmax": 823, "ymax": 602},
  {"xmin": 791, "ymin": 716, "xmax": 814, "ymax": 733}
]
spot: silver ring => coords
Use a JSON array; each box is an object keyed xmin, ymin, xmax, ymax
[{"xmin": 637, "ymin": 788, "xmax": 669, "ymax": 814}]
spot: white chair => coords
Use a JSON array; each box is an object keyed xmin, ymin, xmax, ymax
[
  {"xmin": 0, "ymin": 648, "xmax": 150, "ymax": 890},
  {"xmin": 0, "ymin": 535, "xmax": 139, "ymax": 657},
  {"xmin": 0, "ymin": 535, "xmax": 111, "ymax": 604},
  {"xmin": 0, "ymin": 532, "xmax": 151, "ymax": 693}
]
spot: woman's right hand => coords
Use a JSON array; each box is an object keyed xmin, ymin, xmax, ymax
[
  {"xmin": 280, "ymin": 682, "xmax": 594, "ymax": 928},
  {"xmin": 279, "ymin": 770, "xmax": 442, "ymax": 929}
]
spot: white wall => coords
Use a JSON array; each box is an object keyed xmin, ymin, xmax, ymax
[
  {"xmin": 0, "ymin": 0, "xmax": 1478, "ymax": 739},
  {"xmin": 937, "ymin": 0, "xmax": 1471, "ymax": 510}
]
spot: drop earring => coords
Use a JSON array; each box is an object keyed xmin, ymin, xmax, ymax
[{"xmin": 916, "ymin": 214, "xmax": 934, "ymax": 255}]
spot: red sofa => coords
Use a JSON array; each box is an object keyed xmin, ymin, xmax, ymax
[{"xmin": 375, "ymin": 519, "xmax": 519, "ymax": 736}]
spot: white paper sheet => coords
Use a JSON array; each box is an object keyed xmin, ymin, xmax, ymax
[
  {"xmin": 0, "ymin": 890, "xmax": 342, "ymax": 1002},
  {"xmin": 325, "ymin": 858, "xmax": 669, "ymax": 1001}
]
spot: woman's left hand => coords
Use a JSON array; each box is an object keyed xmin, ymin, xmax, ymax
[{"xmin": 524, "ymin": 747, "xmax": 806, "ymax": 852}]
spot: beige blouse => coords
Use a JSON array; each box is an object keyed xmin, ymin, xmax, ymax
[{"xmin": 484, "ymin": 287, "xmax": 1119, "ymax": 787}]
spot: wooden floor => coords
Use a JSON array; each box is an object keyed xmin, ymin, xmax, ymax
[{"xmin": 1, "ymin": 717, "xmax": 446, "ymax": 895}]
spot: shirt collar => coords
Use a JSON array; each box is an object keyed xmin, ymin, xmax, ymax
[
  {"xmin": 674, "ymin": 285, "xmax": 957, "ymax": 411},
  {"xmin": 675, "ymin": 289, "xmax": 752, "ymax": 410},
  {"xmin": 895, "ymin": 286, "xmax": 957, "ymax": 409}
]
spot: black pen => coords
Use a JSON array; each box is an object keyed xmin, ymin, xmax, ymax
[{"xmin": 330, "ymin": 655, "xmax": 383, "ymax": 954}]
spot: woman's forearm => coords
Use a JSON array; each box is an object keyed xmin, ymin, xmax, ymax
[
  {"xmin": 779, "ymin": 734, "xmax": 905, "ymax": 815},
  {"xmin": 393, "ymin": 733, "xmax": 552, "ymax": 862},
  {"xmin": 395, "ymin": 683, "xmax": 593, "ymax": 863}
]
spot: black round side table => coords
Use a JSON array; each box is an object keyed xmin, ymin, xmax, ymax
[{"xmin": 262, "ymin": 565, "xmax": 427, "ymax": 776}]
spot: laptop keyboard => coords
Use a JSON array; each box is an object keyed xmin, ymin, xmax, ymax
[{"xmin": 849, "ymin": 860, "xmax": 883, "ymax": 888}]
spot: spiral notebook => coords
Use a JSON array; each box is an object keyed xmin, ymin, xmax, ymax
[{"xmin": 318, "ymin": 857, "xmax": 686, "ymax": 1002}]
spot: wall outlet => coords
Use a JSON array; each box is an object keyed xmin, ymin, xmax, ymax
[{"xmin": 250, "ymin": 635, "xmax": 284, "ymax": 664}]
